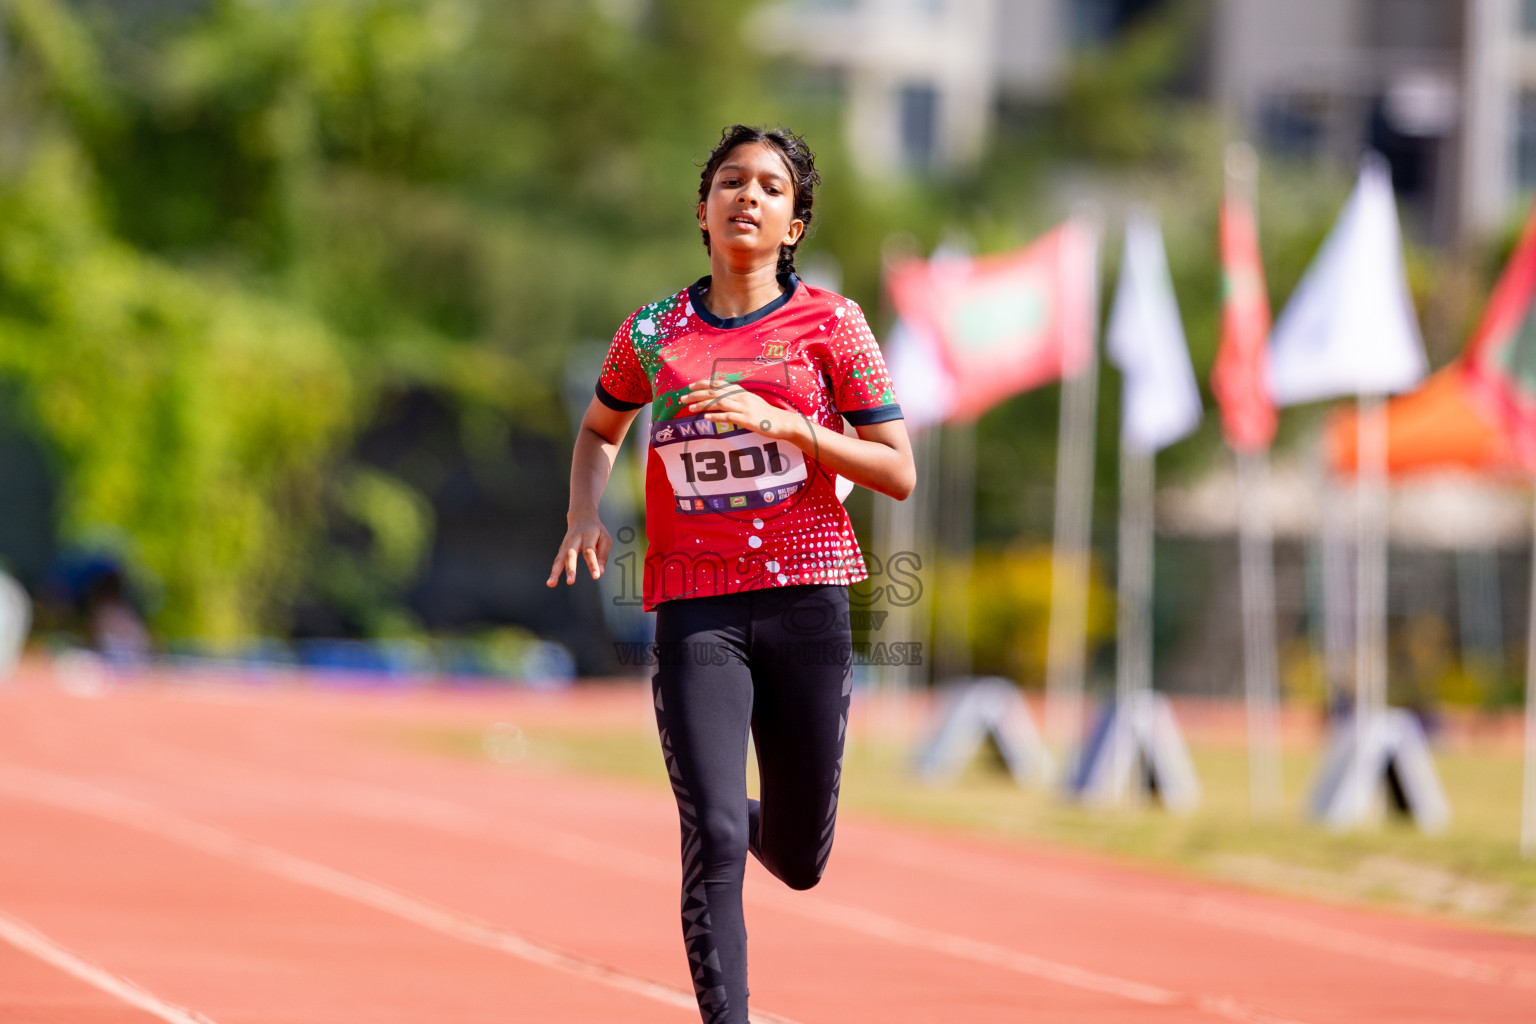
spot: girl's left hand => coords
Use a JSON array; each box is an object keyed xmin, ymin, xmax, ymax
[{"xmin": 683, "ymin": 378, "xmax": 804, "ymax": 442}]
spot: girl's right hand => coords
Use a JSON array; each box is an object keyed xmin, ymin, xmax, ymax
[{"xmin": 546, "ymin": 514, "xmax": 612, "ymax": 586}]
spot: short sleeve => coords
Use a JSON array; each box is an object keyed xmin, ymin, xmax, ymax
[
  {"xmin": 826, "ymin": 303, "xmax": 903, "ymax": 426},
  {"xmin": 595, "ymin": 313, "xmax": 651, "ymax": 411}
]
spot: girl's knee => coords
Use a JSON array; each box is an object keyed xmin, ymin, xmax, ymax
[
  {"xmin": 695, "ymin": 807, "xmax": 749, "ymax": 865},
  {"xmin": 778, "ymin": 859, "xmax": 825, "ymax": 891},
  {"xmin": 758, "ymin": 837, "xmax": 828, "ymax": 890}
]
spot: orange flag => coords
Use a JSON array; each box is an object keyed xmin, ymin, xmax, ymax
[{"xmin": 1211, "ymin": 187, "xmax": 1277, "ymax": 451}]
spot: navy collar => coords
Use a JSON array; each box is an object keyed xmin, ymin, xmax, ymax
[{"xmin": 688, "ymin": 273, "xmax": 800, "ymax": 329}]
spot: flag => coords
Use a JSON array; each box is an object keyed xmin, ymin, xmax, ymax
[
  {"xmin": 883, "ymin": 317, "xmax": 956, "ymax": 432},
  {"xmin": 1328, "ymin": 365, "xmax": 1517, "ymax": 476},
  {"xmin": 1212, "ymin": 180, "xmax": 1276, "ymax": 451},
  {"xmin": 1464, "ymin": 198, "xmax": 1536, "ymax": 469},
  {"xmin": 1106, "ymin": 211, "xmax": 1202, "ymax": 453},
  {"xmin": 887, "ymin": 219, "xmax": 1097, "ymax": 422},
  {"xmin": 1267, "ymin": 152, "xmax": 1427, "ymax": 405}
]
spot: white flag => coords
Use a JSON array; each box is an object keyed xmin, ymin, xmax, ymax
[
  {"xmin": 1106, "ymin": 211, "xmax": 1202, "ymax": 453},
  {"xmin": 1267, "ymin": 152, "xmax": 1428, "ymax": 405},
  {"xmin": 883, "ymin": 317, "xmax": 955, "ymax": 432}
]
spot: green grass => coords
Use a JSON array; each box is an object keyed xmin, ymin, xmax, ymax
[{"xmin": 395, "ymin": 719, "xmax": 1536, "ymax": 934}]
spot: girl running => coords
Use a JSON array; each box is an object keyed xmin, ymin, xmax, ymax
[{"xmin": 547, "ymin": 124, "xmax": 914, "ymax": 1024}]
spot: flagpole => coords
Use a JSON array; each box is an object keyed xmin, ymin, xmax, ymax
[
  {"xmin": 873, "ymin": 422, "xmax": 938, "ymax": 742},
  {"xmin": 1224, "ymin": 143, "xmax": 1284, "ymax": 817},
  {"xmin": 1522, "ymin": 494, "xmax": 1536, "ymax": 856},
  {"xmin": 1236, "ymin": 448, "xmax": 1284, "ymax": 815},
  {"xmin": 1115, "ymin": 444, "xmax": 1154, "ymax": 807},
  {"xmin": 1045, "ymin": 218, "xmax": 1102, "ymax": 773},
  {"xmin": 1354, "ymin": 392, "xmax": 1389, "ymax": 824},
  {"xmin": 1321, "ymin": 466, "xmax": 1353, "ymax": 723},
  {"xmin": 934, "ymin": 420, "xmax": 977, "ymax": 684}
]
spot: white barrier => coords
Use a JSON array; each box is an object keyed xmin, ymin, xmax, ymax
[
  {"xmin": 1068, "ymin": 691, "xmax": 1201, "ymax": 813},
  {"xmin": 0, "ymin": 571, "xmax": 30, "ymax": 681},
  {"xmin": 914, "ymin": 677, "xmax": 1053, "ymax": 786},
  {"xmin": 1309, "ymin": 708, "xmax": 1450, "ymax": 833}
]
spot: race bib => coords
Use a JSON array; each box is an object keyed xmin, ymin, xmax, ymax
[{"xmin": 652, "ymin": 414, "xmax": 808, "ymax": 514}]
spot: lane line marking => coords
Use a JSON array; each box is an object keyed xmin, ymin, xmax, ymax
[
  {"xmin": 1198, "ymin": 994, "xmax": 1314, "ymax": 1024},
  {"xmin": 1, "ymin": 761, "xmax": 1312, "ymax": 1022},
  {"xmin": 0, "ymin": 764, "xmax": 803, "ymax": 1024},
  {"xmin": 1188, "ymin": 899, "xmax": 1536, "ymax": 991},
  {"xmin": 140, "ymin": 723, "xmax": 1536, "ymax": 996},
  {"xmin": 859, "ymin": 831, "xmax": 1536, "ymax": 991},
  {"xmin": 752, "ymin": 886, "xmax": 1178, "ymax": 1005},
  {"xmin": 267, "ymin": 776, "xmax": 1314, "ymax": 1019},
  {"xmin": 0, "ymin": 908, "xmax": 219, "ymax": 1024}
]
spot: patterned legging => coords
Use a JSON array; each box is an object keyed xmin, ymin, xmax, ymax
[{"xmin": 651, "ymin": 585, "xmax": 852, "ymax": 1024}]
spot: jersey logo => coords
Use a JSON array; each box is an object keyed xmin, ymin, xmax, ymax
[{"xmin": 757, "ymin": 340, "xmax": 787, "ymax": 363}]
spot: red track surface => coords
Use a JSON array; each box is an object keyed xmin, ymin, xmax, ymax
[{"xmin": 2, "ymin": 668, "xmax": 1533, "ymax": 1023}]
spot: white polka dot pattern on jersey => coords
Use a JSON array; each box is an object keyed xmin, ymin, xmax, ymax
[{"xmin": 599, "ymin": 278, "xmax": 899, "ymax": 609}]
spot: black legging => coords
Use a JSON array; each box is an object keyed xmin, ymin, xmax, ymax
[{"xmin": 651, "ymin": 585, "xmax": 852, "ymax": 1024}]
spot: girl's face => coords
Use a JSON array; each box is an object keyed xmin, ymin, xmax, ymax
[{"xmin": 698, "ymin": 142, "xmax": 804, "ymax": 270}]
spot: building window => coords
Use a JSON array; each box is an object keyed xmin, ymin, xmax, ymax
[
  {"xmin": 1523, "ymin": 0, "xmax": 1536, "ymax": 35},
  {"xmin": 1070, "ymin": 0, "xmax": 1169, "ymax": 46},
  {"xmin": 1259, "ymin": 92, "xmax": 1326, "ymax": 159},
  {"xmin": 899, "ymin": 84, "xmax": 939, "ymax": 170},
  {"xmin": 1518, "ymin": 90, "xmax": 1536, "ymax": 192}
]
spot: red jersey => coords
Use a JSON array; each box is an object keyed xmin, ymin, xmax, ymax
[{"xmin": 596, "ymin": 274, "xmax": 903, "ymax": 609}]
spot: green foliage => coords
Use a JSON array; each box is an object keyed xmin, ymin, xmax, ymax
[
  {"xmin": 965, "ymin": 544, "xmax": 1115, "ymax": 685},
  {"xmin": 0, "ymin": 132, "xmax": 351, "ymax": 639},
  {"xmin": 7, "ymin": 0, "xmax": 1516, "ymax": 651},
  {"xmin": 313, "ymin": 466, "xmax": 436, "ymax": 637},
  {"xmin": 0, "ymin": 0, "xmax": 819, "ymax": 640}
]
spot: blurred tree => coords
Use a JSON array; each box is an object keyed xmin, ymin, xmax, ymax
[
  {"xmin": 0, "ymin": 131, "xmax": 352, "ymax": 639},
  {"xmin": 0, "ymin": 0, "xmax": 919, "ymax": 644},
  {"xmin": 4, "ymin": 0, "xmax": 1503, "ymax": 657}
]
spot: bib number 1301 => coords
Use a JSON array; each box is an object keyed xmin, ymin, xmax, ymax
[
  {"xmin": 678, "ymin": 442, "xmax": 792, "ymax": 483},
  {"xmin": 652, "ymin": 413, "xmax": 809, "ymax": 512}
]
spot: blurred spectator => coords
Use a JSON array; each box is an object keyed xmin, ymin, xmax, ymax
[{"xmin": 39, "ymin": 551, "xmax": 151, "ymax": 664}]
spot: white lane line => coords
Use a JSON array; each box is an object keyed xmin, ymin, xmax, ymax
[
  {"xmin": 0, "ymin": 764, "xmax": 804, "ymax": 1024},
  {"xmin": 91, "ymin": 734, "xmax": 1536, "ymax": 998},
  {"xmin": 1198, "ymin": 994, "xmax": 1315, "ymax": 1024},
  {"xmin": 0, "ymin": 909, "xmax": 218, "ymax": 1024},
  {"xmin": 1188, "ymin": 899, "xmax": 1536, "ymax": 991},
  {"xmin": 858, "ymin": 830, "xmax": 1536, "ymax": 993},
  {"xmin": 290, "ymin": 778, "xmax": 1302, "ymax": 1018},
  {"xmin": 753, "ymin": 885, "xmax": 1178, "ymax": 1005},
  {"xmin": 30, "ymin": 763, "xmax": 1309, "ymax": 1022},
  {"xmin": 315, "ymin": 782, "xmax": 1333, "ymax": 1022}
]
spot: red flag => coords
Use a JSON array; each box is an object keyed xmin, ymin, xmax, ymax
[
  {"xmin": 1211, "ymin": 193, "xmax": 1277, "ymax": 451},
  {"xmin": 886, "ymin": 221, "xmax": 1095, "ymax": 422},
  {"xmin": 1464, "ymin": 201, "xmax": 1536, "ymax": 470}
]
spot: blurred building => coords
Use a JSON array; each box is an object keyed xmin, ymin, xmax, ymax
[
  {"xmin": 761, "ymin": 0, "xmax": 1536, "ymax": 243},
  {"xmin": 752, "ymin": 0, "xmax": 1069, "ymax": 176},
  {"xmin": 1211, "ymin": 0, "xmax": 1531, "ymax": 244}
]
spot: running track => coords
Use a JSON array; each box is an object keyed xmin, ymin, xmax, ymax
[{"xmin": 2, "ymin": 670, "xmax": 1533, "ymax": 1023}]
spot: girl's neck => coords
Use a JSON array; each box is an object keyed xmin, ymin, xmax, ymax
[{"xmin": 700, "ymin": 258, "xmax": 784, "ymax": 320}]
